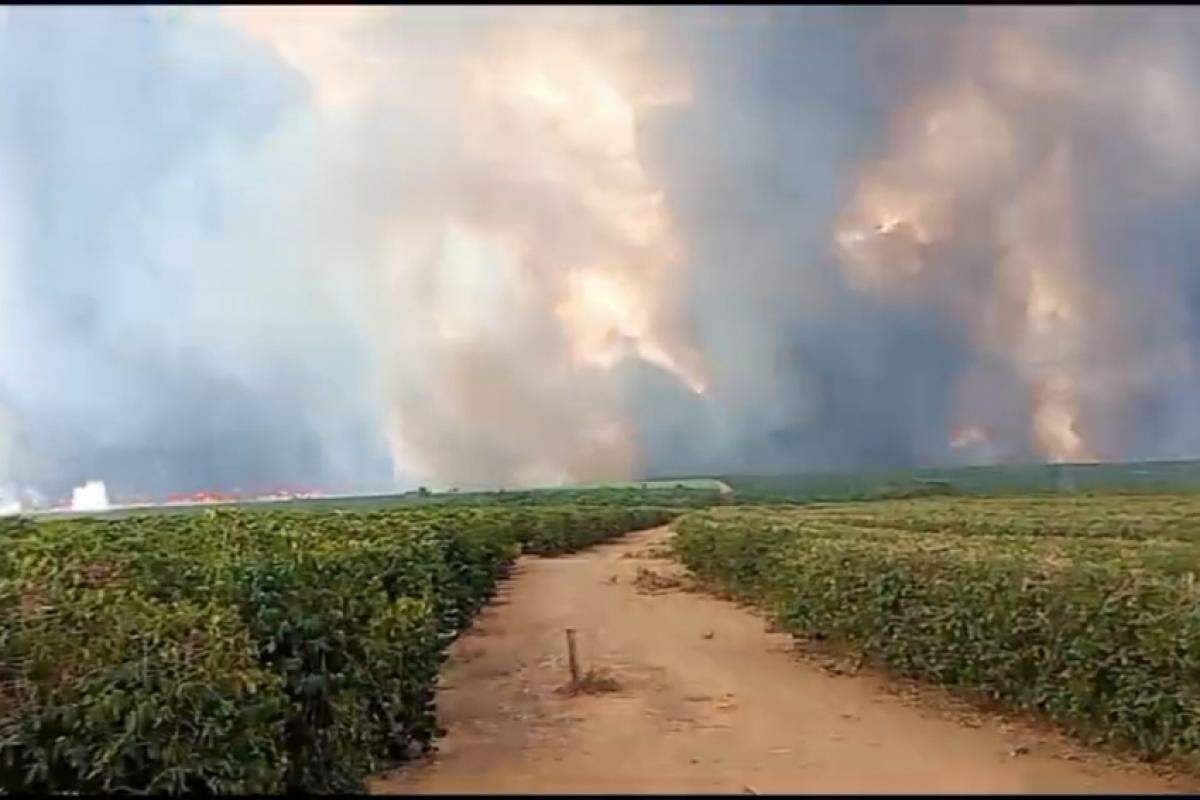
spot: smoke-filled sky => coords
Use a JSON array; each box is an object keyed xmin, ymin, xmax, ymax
[{"xmin": 2, "ymin": 5, "xmax": 1200, "ymax": 504}]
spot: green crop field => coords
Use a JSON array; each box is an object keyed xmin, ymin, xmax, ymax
[
  {"xmin": 674, "ymin": 494, "xmax": 1200, "ymax": 768},
  {"xmin": 10, "ymin": 467, "xmax": 1200, "ymax": 792},
  {"xmin": 28, "ymin": 481, "xmax": 725, "ymax": 523},
  {"xmin": 0, "ymin": 504, "xmax": 678, "ymax": 793},
  {"xmin": 685, "ymin": 458, "xmax": 1200, "ymax": 503}
]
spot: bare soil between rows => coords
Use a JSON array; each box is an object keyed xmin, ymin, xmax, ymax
[{"xmin": 371, "ymin": 526, "xmax": 1198, "ymax": 794}]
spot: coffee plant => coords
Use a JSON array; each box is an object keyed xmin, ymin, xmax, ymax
[
  {"xmin": 0, "ymin": 504, "xmax": 676, "ymax": 793},
  {"xmin": 675, "ymin": 497, "xmax": 1200, "ymax": 769}
]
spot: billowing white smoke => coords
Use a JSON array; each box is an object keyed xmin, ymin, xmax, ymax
[
  {"xmin": 70, "ymin": 480, "xmax": 110, "ymax": 512},
  {"xmin": 0, "ymin": 484, "xmax": 45, "ymax": 515},
  {"xmin": 0, "ymin": 409, "xmax": 21, "ymax": 515},
  {"xmin": 0, "ymin": 411, "xmax": 13, "ymax": 514},
  {"xmin": 219, "ymin": 7, "xmax": 706, "ymax": 488}
]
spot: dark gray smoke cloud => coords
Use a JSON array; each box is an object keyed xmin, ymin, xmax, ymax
[
  {"xmin": 1, "ymin": 6, "xmax": 1199, "ymax": 506},
  {"xmin": 632, "ymin": 7, "xmax": 982, "ymax": 475},
  {"xmin": 828, "ymin": 7, "xmax": 1200, "ymax": 465},
  {"xmin": 628, "ymin": 5, "xmax": 1200, "ymax": 474}
]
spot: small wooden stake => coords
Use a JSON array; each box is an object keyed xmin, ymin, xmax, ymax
[{"xmin": 565, "ymin": 627, "xmax": 580, "ymax": 687}]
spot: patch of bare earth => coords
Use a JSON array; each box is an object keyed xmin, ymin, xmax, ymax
[{"xmin": 370, "ymin": 526, "xmax": 1198, "ymax": 794}]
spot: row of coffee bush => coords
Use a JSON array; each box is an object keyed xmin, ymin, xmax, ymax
[
  {"xmin": 675, "ymin": 500, "xmax": 1200, "ymax": 768},
  {"xmin": 0, "ymin": 505, "xmax": 675, "ymax": 793}
]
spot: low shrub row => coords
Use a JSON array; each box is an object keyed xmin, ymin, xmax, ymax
[
  {"xmin": 506, "ymin": 506, "xmax": 676, "ymax": 556},
  {"xmin": 674, "ymin": 503, "xmax": 1200, "ymax": 768},
  {"xmin": 786, "ymin": 495, "xmax": 1200, "ymax": 542},
  {"xmin": 0, "ymin": 504, "xmax": 671, "ymax": 793}
]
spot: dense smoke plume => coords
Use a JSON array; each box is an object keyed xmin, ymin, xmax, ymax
[
  {"xmin": 1, "ymin": 7, "xmax": 1198, "ymax": 503},
  {"xmin": 834, "ymin": 7, "xmax": 1200, "ymax": 464}
]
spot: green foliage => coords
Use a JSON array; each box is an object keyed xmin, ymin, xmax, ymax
[
  {"xmin": 506, "ymin": 506, "xmax": 677, "ymax": 556},
  {"xmin": 674, "ymin": 497, "xmax": 1200, "ymax": 768},
  {"xmin": 1, "ymin": 504, "xmax": 673, "ymax": 793},
  {"xmin": 711, "ymin": 460, "xmax": 1200, "ymax": 503}
]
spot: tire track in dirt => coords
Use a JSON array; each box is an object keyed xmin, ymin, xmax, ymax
[{"xmin": 371, "ymin": 526, "xmax": 1196, "ymax": 794}]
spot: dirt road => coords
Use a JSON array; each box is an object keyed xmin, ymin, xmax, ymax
[{"xmin": 372, "ymin": 526, "xmax": 1195, "ymax": 794}]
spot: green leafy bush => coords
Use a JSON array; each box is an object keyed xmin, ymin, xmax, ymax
[
  {"xmin": 675, "ymin": 499, "xmax": 1200, "ymax": 768},
  {"xmin": 1, "ymin": 504, "xmax": 673, "ymax": 793},
  {"xmin": 511, "ymin": 506, "xmax": 676, "ymax": 556}
]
